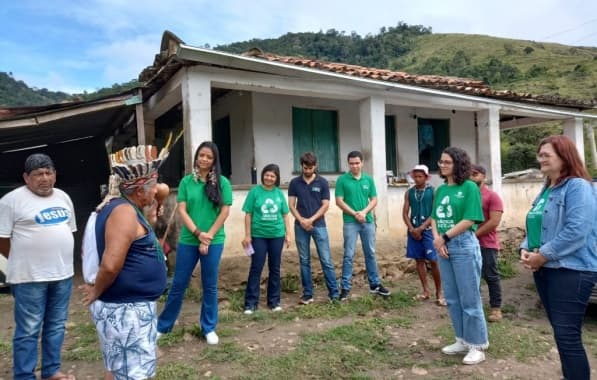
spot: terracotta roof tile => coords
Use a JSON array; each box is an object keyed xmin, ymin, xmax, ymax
[{"xmin": 246, "ymin": 51, "xmax": 595, "ymax": 109}]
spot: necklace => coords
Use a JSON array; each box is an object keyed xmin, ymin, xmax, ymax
[
  {"xmin": 414, "ymin": 188, "xmax": 425, "ymax": 202},
  {"xmin": 121, "ymin": 196, "xmax": 165, "ymax": 261}
]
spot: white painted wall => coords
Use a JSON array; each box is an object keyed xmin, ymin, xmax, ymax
[
  {"xmin": 217, "ymin": 181, "xmax": 544, "ymax": 257},
  {"xmin": 212, "ymin": 90, "xmax": 254, "ymax": 184}
]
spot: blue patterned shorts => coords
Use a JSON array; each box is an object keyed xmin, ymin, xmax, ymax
[{"xmin": 90, "ymin": 300, "xmax": 158, "ymax": 380}]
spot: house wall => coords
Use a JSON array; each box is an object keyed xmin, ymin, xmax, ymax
[
  {"xmin": 212, "ymin": 90, "xmax": 253, "ymax": 184},
  {"xmin": 386, "ymin": 105, "xmax": 477, "ymax": 185},
  {"xmin": 215, "ymin": 180, "xmax": 543, "ymax": 257},
  {"xmin": 251, "ymin": 93, "xmax": 362, "ymax": 185}
]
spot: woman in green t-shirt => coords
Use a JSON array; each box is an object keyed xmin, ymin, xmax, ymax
[
  {"xmin": 157, "ymin": 141, "xmax": 233, "ymax": 346},
  {"xmin": 431, "ymin": 146, "xmax": 487, "ymax": 365},
  {"xmin": 242, "ymin": 164, "xmax": 291, "ymax": 314}
]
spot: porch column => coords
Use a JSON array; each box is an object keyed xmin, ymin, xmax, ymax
[
  {"xmin": 359, "ymin": 96, "xmax": 389, "ymax": 233},
  {"xmin": 182, "ymin": 69, "xmax": 212, "ymax": 173},
  {"xmin": 477, "ymin": 106, "xmax": 502, "ymax": 194},
  {"xmin": 563, "ymin": 117, "xmax": 585, "ymax": 163}
]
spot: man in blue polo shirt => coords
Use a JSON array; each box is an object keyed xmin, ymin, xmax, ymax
[
  {"xmin": 288, "ymin": 152, "xmax": 340, "ymax": 303},
  {"xmin": 335, "ymin": 150, "xmax": 390, "ymax": 301}
]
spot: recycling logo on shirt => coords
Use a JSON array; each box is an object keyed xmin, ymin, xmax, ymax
[
  {"xmin": 261, "ymin": 198, "xmax": 279, "ymax": 220},
  {"xmin": 530, "ymin": 198, "xmax": 546, "ymax": 215},
  {"xmin": 436, "ymin": 195, "xmax": 453, "ymax": 218}
]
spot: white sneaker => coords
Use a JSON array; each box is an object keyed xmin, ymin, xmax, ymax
[
  {"xmin": 205, "ymin": 331, "xmax": 219, "ymax": 345},
  {"xmin": 462, "ymin": 347, "xmax": 486, "ymax": 365},
  {"xmin": 244, "ymin": 308, "xmax": 254, "ymax": 315},
  {"xmin": 156, "ymin": 332, "xmax": 163, "ymax": 340},
  {"xmin": 441, "ymin": 340, "xmax": 469, "ymax": 355},
  {"xmin": 271, "ymin": 305, "xmax": 282, "ymax": 312}
]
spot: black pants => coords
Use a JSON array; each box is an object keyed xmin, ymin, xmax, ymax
[{"xmin": 481, "ymin": 247, "xmax": 502, "ymax": 308}]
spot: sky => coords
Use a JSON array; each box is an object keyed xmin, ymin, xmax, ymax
[{"xmin": 1, "ymin": 0, "xmax": 596, "ymax": 94}]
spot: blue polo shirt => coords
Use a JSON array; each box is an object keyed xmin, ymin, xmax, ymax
[{"xmin": 288, "ymin": 174, "xmax": 330, "ymax": 228}]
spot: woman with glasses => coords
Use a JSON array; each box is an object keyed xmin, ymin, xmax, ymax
[
  {"xmin": 520, "ymin": 135, "xmax": 597, "ymax": 380},
  {"xmin": 431, "ymin": 147, "xmax": 488, "ymax": 365}
]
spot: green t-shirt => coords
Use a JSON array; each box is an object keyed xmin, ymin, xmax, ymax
[
  {"xmin": 526, "ymin": 188, "xmax": 551, "ymax": 251},
  {"xmin": 177, "ymin": 174, "xmax": 233, "ymax": 245},
  {"xmin": 432, "ymin": 179, "xmax": 484, "ymax": 234},
  {"xmin": 335, "ymin": 171, "xmax": 377, "ymax": 223},
  {"xmin": 242, "ymin": 185, "xmax": 289, "ymax": 238}
]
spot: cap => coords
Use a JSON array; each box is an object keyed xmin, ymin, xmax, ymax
[
  {"xmin": 24, "ymin": 153, "xmax": 55, "ymax": 174},
  {"xmin": 471, "ymin": 164, "xmax": 486, "ymax": 175},
  {"xmin": 409, "ymin": 164, "xmax": 430, "ymax": 178}
]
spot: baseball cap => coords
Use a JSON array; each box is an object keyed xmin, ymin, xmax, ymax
[{"xmin": 409, "ymin": 164, "xmax": 430, "ymax": 178}]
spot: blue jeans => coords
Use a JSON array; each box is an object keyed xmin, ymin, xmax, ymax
[
  {"xmin": 438, "ymin": 231, "xmax": 488, "ymax": 348},
  {"xmin": 158, "ymin": 242, "xmax": 224, "ymax": 334},
  {"xmin": 12, "ymin": 277, "xmax": 73, "ymax": 380},
  {"xmin": 244, "ymin": 237, "xmax": 284, "ymax": 309},
  {"xmin": 534, "ymin": 267, "xmax": 597, "ymax": 380},
  {"xmin": 341, "ymin": 222, "xmax": 381, "ymax": 291},
  {"xmin": 295, "ymin": 225, "xmax": 339, "ymax": 299}
]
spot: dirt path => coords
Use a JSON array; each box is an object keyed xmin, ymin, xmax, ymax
[{"xmin": 1, "ymin": 239, "xmax": 596, "ymax": 379}]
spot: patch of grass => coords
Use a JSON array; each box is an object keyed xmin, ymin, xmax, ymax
[
  {"xmin": 498, "ymin": 250, "xmax": 518, "ymax": 280},
  {"xmin": 198, "ymin": 341, "xmax": 253, "ymax": 365},
  {"xmin": 0, "ymin": 337, "xmax": 11, "ymax": 356},
  {"xmin": 155, "ymin": 362, "xmax": 197, "ymax": 380},
  {"xmin": 157, "ymin": 328, "xmax": 187, "ymax": 347},
  {"xmin": 63, "ymin": 322, "xmax": 102, "ymax": 361},
  {"xmin": 280, "ymin": 273, "xmax": 300, "ymax": 293}
]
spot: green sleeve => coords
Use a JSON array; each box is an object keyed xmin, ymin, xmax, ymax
[
  {"xmin": 368, "ymin": 175, "xmax": 377, "ymax": 197},
  {"xmin": 279, "ymin": 188, "xmax": 289, "ymax": 214},
  {"xmin": 335, "ymin": 174, "xmax": 345, "ymax": 197},
  {"xmin": 463, "ymin": 180, "xmax": 484, "ymax": 223},
  {"xmin": 177, "ymin": 175, "xmax": 190, "ymax": 202},
  {"xmin": 220, "ymin": 176, "xmax": 233, "ymax": 206},
  {"xmin": 242, "ymin": 187, "xmax": 256, "ymax": 213}
]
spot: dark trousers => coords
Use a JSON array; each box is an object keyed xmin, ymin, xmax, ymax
[
  {"xmin": 244, "ymin": 237, "xmax": 285, "ymax": 309},
  {"xmin": 481, "ymin": 247, "xmax": 502, "ymax": 308},
  {"xmin": 534, "ymin": 267, "xmax": 597, "ymax": 380}
]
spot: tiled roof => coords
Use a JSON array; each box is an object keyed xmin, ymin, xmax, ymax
[{"xmin": 243, "ymin": 49, "xmax": 596, "ymax": 109}]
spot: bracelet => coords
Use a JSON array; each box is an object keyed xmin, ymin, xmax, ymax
[
  {"xmin": 193, "ymin": 228, "xmax": 201, "ymax": 237},
  {"xmin": 442, "ymin": 233, "xmax": 451, "ymax": 243}
]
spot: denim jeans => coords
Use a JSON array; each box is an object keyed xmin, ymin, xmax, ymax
[
  {"xmin": 158, "ymin": 242, "xmax": 224, "ymax": 334},
  {"xmin": 341, "ymin": 222, "xmax": 381, "ymax": 291},
  {"xmin": 480, "ymin": 247, "xmax": 502, "ymax": 308},
  {"xmin": 244, "ymin": 237, "xmax": 284, "ymax": 309},
  {"xmin": 12, "ymin": 277, "xmax": 73, "ymax": 380},
  {"xmin": 534, "ymin": 267, "xmax": 597, "ymax": 380},
  {"xmin": 295, "ymin": 225, "xmax": 339, "ymax": 299},
  {"xmin": 438, "ymin": 231, "xmax": 488, "ymax": 348}
]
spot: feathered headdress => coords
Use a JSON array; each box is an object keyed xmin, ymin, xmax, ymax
[{"xmin": 109, "ymin": 132, "xmax": 178, "ymax": 189}]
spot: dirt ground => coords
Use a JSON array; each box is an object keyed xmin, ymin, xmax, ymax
[{"xmin": 1, "ymin": 230, "xmax": 596, "ymax": 379}]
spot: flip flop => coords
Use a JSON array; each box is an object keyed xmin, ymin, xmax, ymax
[
  {"xmin": 413, "ymin": 294, "xmax": 430, "ymax": 301},
  {"xmin": 436, "ymin": 298, "xmax": 447, "ymax": 306}
]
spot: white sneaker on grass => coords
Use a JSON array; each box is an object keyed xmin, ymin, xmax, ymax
[
  {"xmin": 462, "ymin": 347, "xmax": 485, "ymax": 365},
  {"xmin": 205, "ymin": 331, "xmax": 219, "ymax": 345},
  {"xmin": 441, "ymin": 339, "xmax": 469, "ymax": 355}
]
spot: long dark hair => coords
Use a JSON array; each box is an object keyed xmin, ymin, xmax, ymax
[
  {"xmin": 441, "ymin": 147, "xmax": 471, "ymax": 185},
  {"xmin": 194, "ymin": 141, "xmax": 222, "ymax": 207},
  {"xmin": 261, "ymin": 163, "xmax": 281, "ymax": 187},
  {"xmin": 538, "ymin": 135, "xmax": 591, "ymax": 185}
]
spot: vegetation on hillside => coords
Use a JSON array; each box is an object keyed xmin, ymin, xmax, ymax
[{"xmin": 1, "ymin": 22, "xmax": 595, "ymax": 174}]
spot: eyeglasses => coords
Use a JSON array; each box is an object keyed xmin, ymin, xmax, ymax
[{"xmin": 437, "ymin": 160, "xmax": 453, "ymax": 166}]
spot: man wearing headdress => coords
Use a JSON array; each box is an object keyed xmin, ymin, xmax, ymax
[
  {"xmin": 0, "ymin": 153, "xmax": 77, "ymax": 380},
  {"xmin": 80, "ymin": 145, "xmax": 168, "ymax": 380}
]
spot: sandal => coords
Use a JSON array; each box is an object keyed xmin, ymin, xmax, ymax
[
  {"xmin": 413, "ymin": 294, "xmax": 430, "ymax": 301},
  {"xmin": 436, "ymin": 298, "xmax": 447, "ymax": 306}
]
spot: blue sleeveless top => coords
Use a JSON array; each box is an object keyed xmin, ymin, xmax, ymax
[
  {"xmin": 408, "ymin": 185, "xmax": 434, "ymax": 228},
  {"xmin": 95, "ymin": 198, "xmax": 166, "ymax": 303}
]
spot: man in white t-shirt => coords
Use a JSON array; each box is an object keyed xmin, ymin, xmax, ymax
[{"xmin": 0, "ymin": 153, "xmax": 76, "ymax": 380}]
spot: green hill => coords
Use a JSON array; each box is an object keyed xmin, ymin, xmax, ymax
[{"xmin": 0, "ymin": 71, "xmax": 71, "ymax": 106}]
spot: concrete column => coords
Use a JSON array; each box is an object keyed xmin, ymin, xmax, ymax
[
  {"xmin": 359, "ymin": 96, "xmax": 389, "ymax": 233},
  {"xmin": 182, "ymin": 69, "xmax": 212, "ymax": 173},
  {"xmin": 563, "ymin": 118, "xmax": 585, "ymax": 163},
  {"xmin": 144, "ymin": 119, "xmax": 155, "ymax": 145},
  {"xmin": 477, "ymin": 106, "xmax": 502, "ymax": 194}
]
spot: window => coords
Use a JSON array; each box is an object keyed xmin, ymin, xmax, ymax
[
  {"xmin": 418, "ymin": 118, "xmax": 449, "ymax": 171},
  {"xmin": 292, "ymin": 107, "xmax": 338, "ymax": 172}
]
